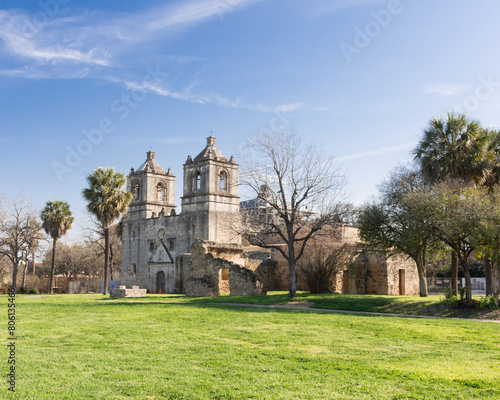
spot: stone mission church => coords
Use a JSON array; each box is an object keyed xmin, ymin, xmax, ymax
[{"xmin": 121, "ymin": 136, "xmax": 242, "ymax": 293}]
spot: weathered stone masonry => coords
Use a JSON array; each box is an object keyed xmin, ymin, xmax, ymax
[{"xmin": 121, "ymin": 136, "xmax": 261, "ymax": 295}]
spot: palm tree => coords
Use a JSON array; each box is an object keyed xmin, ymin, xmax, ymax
[
  {"xmin": 413, "ymin": 113, "xmax": 490, "ymax": 185},
  {"xmin": 413, "ymin": 113, "xmax": 491, "ymax": 295},
  {"xmin": 41, "ymin": 201, "xmax": 73, "ymax": 294},
  {"xmin": 82, "ymin": 168, "xmax": 132, "ymax": 295}
]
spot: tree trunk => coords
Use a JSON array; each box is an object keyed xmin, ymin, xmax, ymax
[
  {"xmin": 463, "ymin": 264, "xmax": 472, "ymax": 301},
  {"xmin": 109, "ymin": 246, "xmax": 114, "ymax": 282},
  {"xmin": 495, "ymin": 263, "xmax": 500, "ymax": 298},
  {"xmin": 21, "ymin": 263, "xmax": 27, "ymax": 289},
  {"xmin": 49, "ymin": 237, "xmax": 57, "ymax": 295},
  {"xmin": 485, "ymin": 257, "xmax": 493, "ymax": 296},
  {"xmin": 11, "ymin": 257, "xmax": 19, "ymax": 293},
  {"xmin": 32, "ymin": 251, "xmax": 36, "ymax": 275},
  {"xmin": 451, "ymin": 251, "xmax": 458, "ymax": 296},
  {"xmin": 415, "ymin": 253, "xmax": 428, "ymax": 297},
  {"xmin": 103, "ymin": 227, "xmax": 110, "ymax": 295},
  {"xmin": 288, "ymin": 239, "xmax": 296, "ymax": 298}
]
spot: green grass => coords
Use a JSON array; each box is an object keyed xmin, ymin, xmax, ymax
[
  {"xmin": 3, "ymin": 293, "xmax": 500, "ymax": 399},
  {"xmin": 106, "ymin": 291, "xmax": 500, "ymax": 320}
]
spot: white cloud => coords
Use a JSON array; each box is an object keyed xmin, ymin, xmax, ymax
[
  {"xmin": 0, "ymin": 0, "xmax": 263, "ymax": 68},
  {"xmin": 336, "ymin": 142, "xmax": 417, "ymax": 162},
  {"xmin": 0, "ymin": 0, "xmax": 298, "ymax": 113},
  {"xmin": 123, "ymin": 78, "xmax": 303, "ymax": 112},
  {"xmin": 425, "ymin": 83, "xmax": 471, "ymax": 97}
]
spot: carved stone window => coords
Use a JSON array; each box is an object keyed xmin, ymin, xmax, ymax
[
  {"xmin": 219, "ymin": 171, "xmax": 228, "ymax": 191},
  {"xmin": 133, "ymin": 182, "xmax": 141, "ymax": 200},
  {"xmin": 193, "ymin": 171, "xmax": 201, "ymax": 191},
  {"xmin": 157, "ymin": 182, "xmax": 166, "ymax": 201}
]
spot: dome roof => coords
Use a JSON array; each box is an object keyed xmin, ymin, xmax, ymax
[
  {"xmin": 193, "ymin": 136, "xmax": 228, "ymax": 162},
  {"xmin": 136, "ymin": 151, "xmax": 167, "ymax": 174}
]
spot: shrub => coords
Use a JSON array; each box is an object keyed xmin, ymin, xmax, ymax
[
  {"xmin": 456, "ymin": 299, "xmax": 480, "ymax": 309},
  {"xmin": 28, "ymin": 288, "xmax": 39, "ymax": 295},
  {"xmin": 479, "ymin": 296, "xmax": 499, "ymax": 310},
  {"xmin": 298, "ymin": 243, "xmax": 356, "ymax": 294}
]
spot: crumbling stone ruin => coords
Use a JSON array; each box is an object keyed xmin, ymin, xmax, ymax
[{"xmin": 179, "ymin": 240, "xmax": 268, "ymax": 297}]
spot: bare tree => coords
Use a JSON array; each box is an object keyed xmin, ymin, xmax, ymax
[
  {"xmin": 238, "ymin": 129, "xmax": 349, "ymax": 297},
  {"xmin": 0, "ymin": 196, "xmax": 41, "ymax": 292}
]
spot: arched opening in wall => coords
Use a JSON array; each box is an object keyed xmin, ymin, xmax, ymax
[
  {"xmin": 193, "ymin": 171, "xmax": 201, "ymax": 191},
  {"xmin": 134, "ymin": 182, "xmax": 140, "ymax": 200},
  {"xmin": 157, "ymin": 182, "xmax": 166, "ymax": 202},
  {"xmin": 157, "ymin": 271, "xmax": 165, "ymax": 294},
  {"xmin": 219, "ymin": 170, "xmax": 228, "ymax": 191}
]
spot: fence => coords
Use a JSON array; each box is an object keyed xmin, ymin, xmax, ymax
[{"xmin": 427, "ymin": 277, "xmax": 486, "ymax": 295}]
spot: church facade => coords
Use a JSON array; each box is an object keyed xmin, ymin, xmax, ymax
[{"xmin": 120, "ymin": 136, "xmax": 241, "ymax": 293}]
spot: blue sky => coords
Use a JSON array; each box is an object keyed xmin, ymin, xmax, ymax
[{"xmin": 2, "ymin": 0, "xmax": 500, "ymax": 242}]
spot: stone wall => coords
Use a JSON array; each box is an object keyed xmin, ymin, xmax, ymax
[
  {"xmin": 342, "ymin": 251, "xmax": 419, "ymax": 296},
  {"xmin": 229, "ymin": 264, "xmax": 265, "ymax": 295}
]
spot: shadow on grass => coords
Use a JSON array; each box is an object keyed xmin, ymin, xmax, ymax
[{"xmin": 91, "ymin": 292, "xmax": 499, "ymax": 320}]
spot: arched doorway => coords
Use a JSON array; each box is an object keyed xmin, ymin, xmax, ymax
[{"xmin": 157, "ymin": 271, "xmax": 165, "ymax": 294}]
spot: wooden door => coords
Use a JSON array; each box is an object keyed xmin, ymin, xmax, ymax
[
  {"xmin": 157, "ymin": 271, "xmax": 165, "ymax": 294},
  {"xmin": 399, "ymin": 269, "xmax": 405, "ymax": 295}
]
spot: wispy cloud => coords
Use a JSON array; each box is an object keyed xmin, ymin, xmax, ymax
[
  {"xmin": 336, "ymin": 142, "xmax": 417, "ymax": 162},
  {"xmin": 425, "ymin": 83, "xmax": 471, "ymax": 97},
  {"xmin": 0, "ymin": 0, "xmax": 274, "ymax": 111},
  {"xmin": 0, "ymin": 0, "xmax": 263, "ymax": 67},
  {"xmin": 123, "ymin": 78, "xmax": 303, "ymax": 112}
]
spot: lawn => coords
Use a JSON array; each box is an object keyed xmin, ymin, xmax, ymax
[
  {"xmin": 3, "ymin": 293, "xmax": 500, "ymax": 399},
  {"xmin": 106, "ymin": 291, "xmax": 500, "ymax": 320}
]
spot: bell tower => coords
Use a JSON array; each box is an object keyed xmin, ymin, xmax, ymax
[
  {"xmin": 181, "ymin": 136, "xmax": 240, "ymax": 243},
  {"xmin": 127, "ymin": 150, "xmax": 176, "ymax": 219}
]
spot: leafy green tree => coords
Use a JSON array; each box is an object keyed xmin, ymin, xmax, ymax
[
  {"xmin": 413, "ymin": 113, "xmax": 490, "ymax": 295},
  {"xmin": 82, "ymin": 168, "xmax": 132, "ymax": 295},
  {"xmin": 358, "ymin": 166, "xmax": 436, "ymax": 297},
  {"xmin": 41, "ymin": 200, "xmax": 73, "ymax": 294},
  {"xmin": 412, "ymin": 182, "xmax": 492, "ymax": 301}
]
